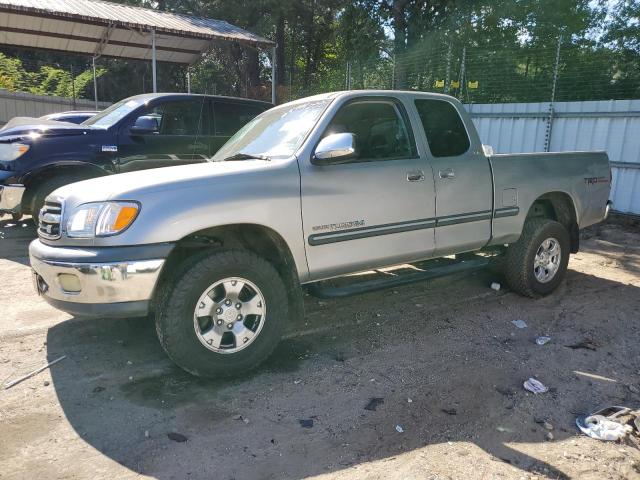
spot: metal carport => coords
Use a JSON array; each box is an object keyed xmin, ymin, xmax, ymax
[{"xmin": 0, "ymin": 0, "xmax": 276, "ymax": 104}]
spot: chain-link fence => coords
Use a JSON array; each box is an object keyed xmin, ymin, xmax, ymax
[
  {"xmin": 2, "ymin": 33, "xmax": 640, "ymax": 107},
  {"xmin": 286, "ymin": 35, "xmax": 640, "ymax": 105}
]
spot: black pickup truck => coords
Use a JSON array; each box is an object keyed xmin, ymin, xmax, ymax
[{"xmin": 0, "ymin": 93, "xmax": 271, "ymax": 221}]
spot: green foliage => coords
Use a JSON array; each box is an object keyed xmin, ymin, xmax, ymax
[{"xmin": 0, "ymin": 53, "xmax": 106, "ymax": 98}]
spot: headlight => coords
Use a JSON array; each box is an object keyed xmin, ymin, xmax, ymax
[
  {"xmin": 66, "ymin": 201, "xmax": 140, "ymax": 238},
  {"xmin": 0, "ymin": 143, "xmax": 30, "ymax": 161}
]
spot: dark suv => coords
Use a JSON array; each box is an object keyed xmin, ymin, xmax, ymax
[{"xmin": 0, "ymin": 93, "xmax": 271, "ymax": 221}]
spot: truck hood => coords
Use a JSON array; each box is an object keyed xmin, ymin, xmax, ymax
[
  {"xmin": 53, "ymin": 160, "xmax": 280, "ymax": 206},
  {"xmin": 0, "ymin": 116, "xmax": 94, "ymax": 138}
]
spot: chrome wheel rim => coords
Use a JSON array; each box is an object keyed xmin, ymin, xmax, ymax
[
  {"xmin": 193, "ymin": 277, "xmax": 266, "ymax": 354},
  {"xmin": 534, "ymin": 237, "xmax": 562, "ymax": 283}
]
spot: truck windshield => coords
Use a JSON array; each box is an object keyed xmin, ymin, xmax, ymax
[
  {"xmin": 212, "ymin": 99, "xmax": 330, "ymax": 161},
  {"xmin": 83, "ymin": 98, "xmax": 145, "ymax": 127}
]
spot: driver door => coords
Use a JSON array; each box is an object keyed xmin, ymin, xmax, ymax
[
  {"xmin": 117, "ymin": 97, "xmax": 207, "ymax": 172},
  {"xmin": 300, "ymin": 98, "xmax": 436, "ymax": 280}
]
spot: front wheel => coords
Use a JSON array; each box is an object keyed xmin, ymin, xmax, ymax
[
  {"xmin": 155, "ymin": 249, "xmax": 289, "ymax": 378},
  {"xmin": 504, "ymin": 218, "xmax": 570, "ymax": 297}
]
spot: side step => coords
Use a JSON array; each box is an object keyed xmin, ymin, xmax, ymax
[{"xmin": 305, "ymin": 255, "xmax": 493, "ymax": 299}]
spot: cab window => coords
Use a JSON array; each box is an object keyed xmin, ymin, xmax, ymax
[
  {"xmin": 414, "ymin": 99, "xmax": 470, "ymax": 157},
  {"xmin": 324, "ymin": 100, "xmax": 415, "ymax": 161},
  {"xmin": 214, "ymin": 102, "xmax": 267, "ymax": 136},
  {"xmin": 134, "ymin": 99, "xmax": 204, "ymax": 136}
]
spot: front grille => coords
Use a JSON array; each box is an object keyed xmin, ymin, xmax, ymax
[{"xmin": 38, "ymin": 199, "xmax": 63, "ymax": 240}]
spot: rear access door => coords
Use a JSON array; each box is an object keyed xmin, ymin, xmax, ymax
[
  {"xmin": 412, "ymin": 98, "xmax": 493, "ymax": 255},
  {"xmin": 300, "ymin": 96, "xmax": 436, "ymax": 280}
]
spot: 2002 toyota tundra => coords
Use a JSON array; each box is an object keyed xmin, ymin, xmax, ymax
[{"xmin": 29, "ymin": 91, "xmax": 612, "ymax": 378}]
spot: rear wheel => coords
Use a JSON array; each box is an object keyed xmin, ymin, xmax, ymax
[
  {"xmin": 155, "ymin": 249, "xmax": 288, "ymax": 378},
  {"xmin": 504, "ymin": 218, "xmax": 570, "ymax": 297}
]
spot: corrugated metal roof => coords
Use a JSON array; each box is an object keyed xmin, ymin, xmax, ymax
[{"xmin": 0, "ymin": 0, "xmax": 273, "ymax": 64}]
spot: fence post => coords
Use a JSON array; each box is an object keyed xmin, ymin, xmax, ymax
[
  {"xmin": 458, "ymin": 46, "xmax": 466, "ymax": 100},
  {"xmin": 92, "ymin": 56, "xmax": 99, "ymax": 110},
  {"xmin": 444, "ymin": 41, "xmax": 452, "ymax": 94},
  {"xmin": 70, "ymin": 64, "xmax": 76, "ymax": 110},
  {"xmin": 544, "ymin": 34, "xmax": 562, "ymax": 152},
  {"xmin": 391, "ymin": 53, "xmax": 396, "ymax": 89}
]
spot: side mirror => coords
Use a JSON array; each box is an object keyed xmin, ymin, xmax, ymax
[
  {"xmin": 312, "ymin": 133, "xmax": 356, "ymax": 165},
  {"xmin": 130, "ymin": 116, "xmax": 159, "ymax": 135}
]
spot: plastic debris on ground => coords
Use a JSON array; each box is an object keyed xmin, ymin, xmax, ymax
[
  {"xmin": 167, "ymin": 432, "xmax": 188, "ymax": 442},
  {"xmin": 536, "ymin": 336, "xmax": 552, "ymax": 346},
  {"xmin": 524, "ymin": 378, "xmax": 548, "ymax": 394},
  {"xmin": 511, "ymin": 319, "xmax": 528, "ymax": 329},
  {"xmin": 395, "ymin": 425, "xmax": 404, "ymax": 433},
  {"xmin": 232, "ymin": 414, "xmax": 250, "ymax": 424},
  {"xmin": 566, "ymin": 339, "xmax": 599, "ymax": 351},
  {"xmin": 364, "ymin": 397, "xmax": 384, "ymax": 411},
  {"xmin": 299, "ymin": 419, "xmax": 314, "ymax": 428},
  {"xmin": 490, "ymin": 282, "xmax": 501, "ymax": 291},
  {"xmin": 576, "ymin": 406, "xmax": 640, "ymax": 443}
]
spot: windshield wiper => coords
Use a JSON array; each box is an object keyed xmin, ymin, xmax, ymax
[{"xmin": 221, "ymin": 152, "xmax": 271, "ymax": 162}]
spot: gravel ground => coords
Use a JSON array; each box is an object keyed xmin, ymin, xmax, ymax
[{"xmin": 0, "ymin": 215, "xmax": 639, "ymax": 480}]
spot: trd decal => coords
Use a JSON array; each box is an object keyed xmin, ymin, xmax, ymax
[
  {"xmin": 584, "ymin": 176, "xmax": 609, "ymax": 185},
  {"xmin": 312, "ymin": 220, "xmax": 365, "ymax": 232}
]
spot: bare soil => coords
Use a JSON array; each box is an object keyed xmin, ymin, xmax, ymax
[{"xmin": 1, "ymin": 215, "xmax": 639, "ymax": 480}]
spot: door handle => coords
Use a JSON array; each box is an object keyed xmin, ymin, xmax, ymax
[
  {"xmin": 439, "ymin": 168, "xmax": 455, "ymax": 179},
  {"xmin": 407, "ymin": 170, "xmax": 425, "ymax": 182}
]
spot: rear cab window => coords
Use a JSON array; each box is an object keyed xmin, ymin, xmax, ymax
[
  {"xmin": 214, "ymin": 102, "xmax": 268, "ymax": 136},
  {"xmin": 414, "ymin": 99, "xmax": 470, "ymax": 157}
]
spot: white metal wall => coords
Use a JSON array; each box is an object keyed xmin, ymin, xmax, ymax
[
  {"xmin": 0, "ymin": 89, "xmax": 110, "ymax": 126},
  {"xmin": 467, "ymin": 100, "xmax": 640, "ymax": 215}
]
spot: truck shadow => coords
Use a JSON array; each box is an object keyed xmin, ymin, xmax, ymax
[
  {"xmin": 0, "ymin": 216, "xmax": 36, "ymax": 266},
  {"xmin": 43, "ymin": 269, "xmax": 640, "ymax": 479}
]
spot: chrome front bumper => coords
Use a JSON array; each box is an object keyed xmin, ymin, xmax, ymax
[
  {"xmin": 0, "ymin": 184, "xmax": 25, "ymax": 213},
  {"xmin": 29, "ymin": 240, "xmax": 169, "ymax": 317}
]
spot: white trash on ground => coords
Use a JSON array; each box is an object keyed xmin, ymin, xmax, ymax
[
  {"xmin": 511, "ymin": 319, "xmax": 528, "ymax": 329},
  {"xmin": 576, "ymin": 406, "xmax": 639, "ymax": 442},
  {"xmin": 536, "ymin": 336, "xmax": 552, "ymax": 345},
  {"xmin": 490, "ymin": 282, "xmax": 501, "ymax": 291},
  {"xmin": 524, "ymin": 378, "xmax": 548, "ymax": 394}
]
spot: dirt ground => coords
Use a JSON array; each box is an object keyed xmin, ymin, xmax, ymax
[{"xmin": 1, "ymin": 215, "xmax": 639, "ymax": 480}]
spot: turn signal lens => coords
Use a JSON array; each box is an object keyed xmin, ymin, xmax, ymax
[{"xmin": 95, "ymin": 202, "xmax": 140, "ymax": 236}]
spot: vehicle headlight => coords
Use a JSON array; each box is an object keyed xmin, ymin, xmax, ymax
[
  {"xmin": 0, "ymin": 143, "xmax": 30, "ymax": 161},
  {"xmin": 66, "ymin": 201, "xmax": 140, "ymax": 238}
]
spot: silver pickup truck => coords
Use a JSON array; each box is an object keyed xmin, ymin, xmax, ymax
[{"xmin": 29, "ymin": 91, "xmax": 612, "ymax": 377}]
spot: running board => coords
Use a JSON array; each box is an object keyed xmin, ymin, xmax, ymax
[{"xmin": 305, "ymin": 255, "xmax": 493, "ymax": 299}]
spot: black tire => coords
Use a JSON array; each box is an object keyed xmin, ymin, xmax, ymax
[
  {"xmin": 504, "ymin": 218, "xmax": 570, "ymax": 298},
  {"xmin": 30, "ymin": 174, "xmax": 88, "ymax": 225},
  {"xmin": 155, "ymin": 249, "xmax": 289, "ymax": 378}
]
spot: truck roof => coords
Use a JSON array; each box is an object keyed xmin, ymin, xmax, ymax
[
  {"xmin": 122, "ymin": 92, "xmax": 273, "ymax": 107},
  {"xmin": 286, "ymin": 89, "xmax": 462, "ymax": 105}
]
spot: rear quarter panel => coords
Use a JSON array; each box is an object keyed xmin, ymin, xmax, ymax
[{"xmin": 489, "ymin": 151, "xmax": 610, "ymax": 245}]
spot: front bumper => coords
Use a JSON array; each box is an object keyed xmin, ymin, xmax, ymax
[
  {"xmin": 29, "ymin": 239, "xmax": 173, "ymax": 318},
  {"xmin": 0, "ymin": 184, "xmax": 25, "ymax": 214}
]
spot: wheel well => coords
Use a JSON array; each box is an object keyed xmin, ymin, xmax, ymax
[
  {"xmin": 22, "ymin": 164, "xmax": 107, "ymax": 214},
  {"xmin": 526, "ymin": 192, "xmax": 579, "ymax": 253},
  {"xmin": 155, "ymin": 224, "xmax": 304, "ymax": 321}
]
